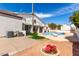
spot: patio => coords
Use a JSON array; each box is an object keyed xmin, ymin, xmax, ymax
[
  {"xmin": 0, "ymin": 34, "xmax": 78, "ymax": 56},
  {"xmin": 0, "ymin": 36, "xmax": 39, "ymax": 55},
  {"xmin": 14, "ymin": 38, "xmax": 73, "ymax": 56},
  {"xmin": 13, "ymin": 33, "xmax": 79, "ymax": 56}
]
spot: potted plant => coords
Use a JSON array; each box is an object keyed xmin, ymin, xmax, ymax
[{"xmin": 40, "ymin": 44, "xmax": 59, "ymax": 56}]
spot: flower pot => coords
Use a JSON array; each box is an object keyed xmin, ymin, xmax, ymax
[
  {"xmin": 40, "ymin": 48, "xmax": 59, "ymax": 56},
  {"xmin": 40, "ymin": 45, "xmax": 59, "ymax": 56}
]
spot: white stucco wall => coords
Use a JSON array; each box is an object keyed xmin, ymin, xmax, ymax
[
  {"xmin": 0, "ymin": 16, "xmax": 22, "ymax": 36},
  {"xmin": 61, "ymin": 25, "xmax": 71, "ymax": 31}
]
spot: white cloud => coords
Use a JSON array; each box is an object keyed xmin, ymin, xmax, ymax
[
  {"xmin": 53, "ymin": 4, "xmax": 79, "ymax": 17},
  {"xmin": 35, "ymin": 13, "xmax": 53, "ymax": 18},
  {"xmin": 15, "ymin": 4, "xmax": 79, "ymax": 18},
  {"xmin": 35, "ymin": 4, "xmax": 79, "ymax": 18}
]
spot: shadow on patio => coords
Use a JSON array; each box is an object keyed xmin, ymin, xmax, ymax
[{"xmin": 65, "ymin": 34, "xmax": 79, "ymax": 56}]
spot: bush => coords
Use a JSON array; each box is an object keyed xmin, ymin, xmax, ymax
[
  {"xmin": 31, "ymin": 32, "xmax": 45, "ymax": 40},
  {"xmin": 32, "ymin": 32, "xmax": 38, "ymax": 36},
  {"xmin": 32, "ymin": 35, "xmax": 45, "ymax": 40},
  {"xmin": 27, "ymin": 32, "xmax": 45, "ymax": 40}
]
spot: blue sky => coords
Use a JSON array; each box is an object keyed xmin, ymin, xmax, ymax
[{"xmin": 0, "ymin": 3, "xmax": 79, "ymax": 25}]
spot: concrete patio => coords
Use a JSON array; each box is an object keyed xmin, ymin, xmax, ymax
[
  {"xmin": 0, "ymin": 35, "xmax": 78, "ymax": 56},
  {"xmin": 14, "ymin": 33, "xmax": 79, "ymax": 56},
  {"xmin": 0, "ymin": 36, "xmax": 39, "ymax": 55},
  {"xmin": 14, "ymin": 40, "xmax": 73, "ymax": 56}
]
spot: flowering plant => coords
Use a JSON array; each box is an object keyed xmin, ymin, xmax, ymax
[{"xmin": 42, "ymin": 44, "xmax": 57, "ymax": 54}]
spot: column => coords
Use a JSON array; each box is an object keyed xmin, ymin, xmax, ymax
[
  {"xmin": 42, "ymin": 27, "xmax": 45, "ymax": 33},
  {"xmin": 37, "ymin": 27, "xmax": 40, "ymax": 33},
  {"xmin": 30, "ymin": 26, "xmax": 33, "ymax": 33}
]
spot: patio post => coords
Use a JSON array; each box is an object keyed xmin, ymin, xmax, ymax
[
  {"xmin": 31, "ymin": 3, "xmax": 34, "ymax": 33},
  {"xmin": 37, "ymin": 27, "xmax": 40, "ymax": 33}
]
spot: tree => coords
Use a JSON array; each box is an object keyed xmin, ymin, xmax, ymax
[
  {"xmin": 57, "ymin": 25, "xmax": 61, "ymax": 30},
  {"xmin": 70, "ymin": 11, "xmax": 79, "ymax": 28},
  {"xmin": 48, "ymin": 23, "xmax": 57, "ymax": 30}
]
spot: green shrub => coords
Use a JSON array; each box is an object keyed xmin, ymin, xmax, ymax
[
  {"xmin": 32, "ymin": 32, "xmax": 38, "ymax": 36},
  {"xmin": 27, "ymin": 32, "xmax": 38, "ymax": 36},
  {"xmin": 27, "ymin": 32, "xmax": 45, "ymax": 40},
  {"xmin": 32, "ymin": 35, "xmax": 45, "ymax": 40}
]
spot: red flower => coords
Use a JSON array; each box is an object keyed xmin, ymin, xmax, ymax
[{"xmin": 43, "ymin": 44, "xmax": 57, "ymax": 53}]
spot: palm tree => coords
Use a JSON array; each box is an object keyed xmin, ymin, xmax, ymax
[{"xmin": 70, "ymin": 11, "xmax": 79, "ymax": 28}]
